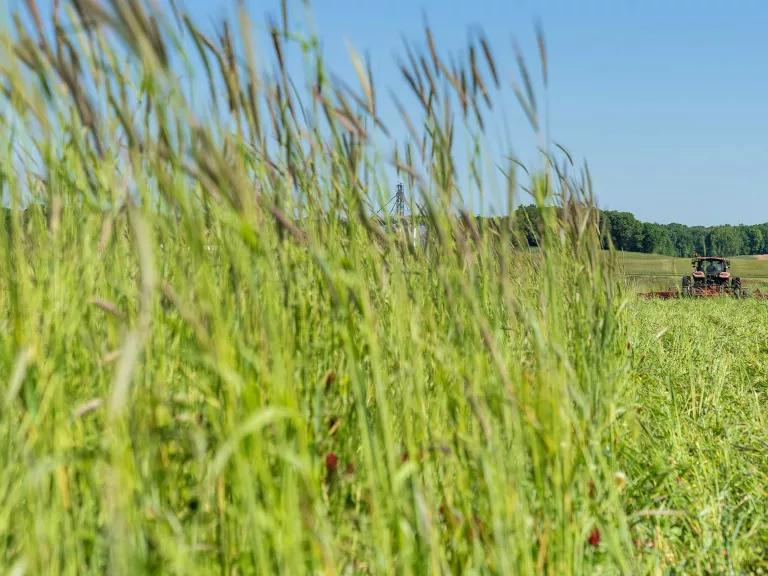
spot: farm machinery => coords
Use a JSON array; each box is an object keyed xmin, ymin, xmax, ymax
[
  {"xmin": 641, "ymin": 256, "xmax": 766, "ymax": 299},
  {"xmin": 682, "ymin": 256, "xmax": 741, "ymax": 297}
]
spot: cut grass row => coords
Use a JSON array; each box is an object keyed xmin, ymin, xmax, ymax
[{"xmin": 622, "ymin": 299, "xmax": 768, "ymax": 573}]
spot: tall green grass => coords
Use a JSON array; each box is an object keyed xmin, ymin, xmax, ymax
[{"xmin": 0, "ymin": 1, "xmax": 764, "ymax": 574}]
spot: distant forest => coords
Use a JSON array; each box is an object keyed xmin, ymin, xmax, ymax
[
  {"xmin": 599, "ymin": 209, "xmax": 768, "ymax": 257},
  {"xmin": 490, "ymin": 205, "xmax": 768, "ymax": 257}
]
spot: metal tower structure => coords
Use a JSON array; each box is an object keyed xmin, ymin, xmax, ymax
[
  {"xmin": 375, "ymin": 182, "xmax": 428, "ymax": 248},
  {"xmin": 378, "ymin": 182, "xmax": 409, "ymax": 219},
  {"xmin": 392, "ymin": 183, "xmax": 406, "ymax": 218},
  {"xmin": 376, "ymin": 182, "xmax": 425, "ymax": 223}
]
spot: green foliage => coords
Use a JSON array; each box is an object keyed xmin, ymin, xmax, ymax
[{"xmin": 602, "ymin": 211, "xmax": 768, "ymax": 257}]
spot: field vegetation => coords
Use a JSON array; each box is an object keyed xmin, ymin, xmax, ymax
[{"xmin": 0, "ymin": 1, "xmax": 766, "ymax": 574}]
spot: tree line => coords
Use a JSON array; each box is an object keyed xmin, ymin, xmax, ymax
[
  {"xmin": 476, "ymin": 205, "xmax": 768, "ymax": 257},
  {"xmin": 599, "ymin": 210, "xmax": 768, "ymax": 256}
]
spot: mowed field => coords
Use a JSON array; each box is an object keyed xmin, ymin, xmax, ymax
[{"xmin": 626, "ymin": 298, "xmax": 768, "ymax": 572}]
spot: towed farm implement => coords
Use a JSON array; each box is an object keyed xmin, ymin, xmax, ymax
[{"xmin": 640, "ymin": 256, "xmax": 768, "ymax": 300}]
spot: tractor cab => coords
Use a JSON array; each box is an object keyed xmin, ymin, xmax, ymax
[
  {"xmin": 692, "ymin": 257, "xmax": 729, "ymax": 280},
  {"xmin": 682, "ymin": 256, "xmax": 741, "ymax": 296}
]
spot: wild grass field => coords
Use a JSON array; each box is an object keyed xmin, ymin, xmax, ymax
[{"xmin": 1, "ymin": 2, "xmax": 767, "ymax": 574}]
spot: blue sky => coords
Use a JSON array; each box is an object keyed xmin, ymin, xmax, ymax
[
  {"xmin": 10, "ymin": 1, "xmax": 768, "ymax": 225},
  {"xmin": 179, "ymin": 0, "xmax": 768, "ymax": 225}
]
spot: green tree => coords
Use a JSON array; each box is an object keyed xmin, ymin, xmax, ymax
[
  {"xmin": 641, "ymin": 223, "xmax": 675, "ymax": 255},
  {"xmin": 709, "ymin": 225, "xmax": 744, "ymax": 256},
  {"xmin": 603, "ymin": 211, "xmax": 644, "ymax": 251},
  {"xmin": 745, "ymin": 226, "xmax": 764, "ymax": 255}
]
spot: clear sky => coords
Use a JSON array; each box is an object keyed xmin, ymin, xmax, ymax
[
  {"xmin": 11, "ymin": 0, "xmax": 768, "ymax": 225},
  {"xmin": 185, "ymin": 0, "xmax": 768, "ymax": 225}
]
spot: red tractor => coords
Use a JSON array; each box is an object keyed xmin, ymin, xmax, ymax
[{"xmin": 681, "ymin": 256, "xmax": 741, "ymax": 297}]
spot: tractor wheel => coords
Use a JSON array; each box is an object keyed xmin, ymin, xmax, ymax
[
  {"xmin": 732, "ymin": 277, "xmax": 742, "ymax": 298},
  {"xmin": 682, "ymin": 276, "xmax": 692, "ymax": 297}
]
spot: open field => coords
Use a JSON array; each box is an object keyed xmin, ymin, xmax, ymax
[
  {"xmin": 619, "ymin": 251, "xmax": 768, "ymax": 278},
  {"xmin": 618, "ymin": 251, "xmax": 768, "ymax": 293},
  {"xmin": 1, "ymin": 3, "xmax": 767, "ymax": 575}
]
